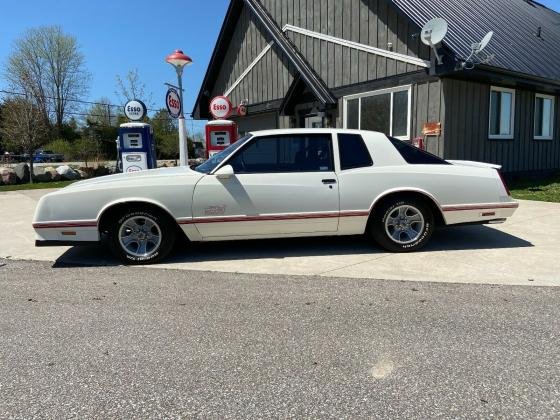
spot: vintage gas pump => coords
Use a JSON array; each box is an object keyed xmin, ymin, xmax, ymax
[
  {"xmin": 117, "ymin": 122, "xmax": 157, "ymax": 173},
  {"xmin": 205, "ymin": 119, "xmax": 238, "ymax": 158}
]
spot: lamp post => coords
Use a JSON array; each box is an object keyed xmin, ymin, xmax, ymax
[{"xmin": 165, "ymin": 49, "xmax": 192, "ymax": 167}]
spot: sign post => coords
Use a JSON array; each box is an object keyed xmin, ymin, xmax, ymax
[{"xmin": 165, "ymin": 50, "xmax": 193, "ymax": 167}]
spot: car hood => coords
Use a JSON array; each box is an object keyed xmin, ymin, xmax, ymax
[{"xmin": 64, "ymin": 166, "xmax": 203, "ymax": 190}]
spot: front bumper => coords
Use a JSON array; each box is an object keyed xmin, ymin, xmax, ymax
[
  {"xmin": 35, "ymin": 240, "xmax": 100, "ymax": 247},
  {"xmin": 33, "ymin": 220, "xmax": 100, "ymax": 245}
]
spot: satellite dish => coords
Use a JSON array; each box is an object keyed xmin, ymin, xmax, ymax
[
  {"xmin": 473, "ymin": 31, "xmax": 493, "ymax": 53},
  {"xmin": 420, "ymin": 18, "xmax": 448, "ymax": 65},
  {"xmin": 463, "ymin": 31, "xmax": 495, "ymax": 70},
  {"xmin": 421, "ymin": 18, "xmax": 448, "ymax": 46}
]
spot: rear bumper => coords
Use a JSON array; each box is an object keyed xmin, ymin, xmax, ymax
[{"xmin": 442, "ymin": 202, "xmax": 519, "ymax": 225}]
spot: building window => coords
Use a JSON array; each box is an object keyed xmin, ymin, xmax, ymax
[
  {"xmin": 489, "ymin": 86, "xmax": 515, "ymax": 139},
  {"xmin": 534, "ymin": 93, "xmax": 555, "ymax": 140},
  {"xmin": 344, "ymin": 86, "xmax": 411, "ymax": 140}
]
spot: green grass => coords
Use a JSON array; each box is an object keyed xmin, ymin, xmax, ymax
[
  {"xmin": 509, "ymin": 174, "xmax": 560, "ymax": 203},
  {"xmin": 0, "ymin": 180, "xmax": 76, "ymax": 192}
]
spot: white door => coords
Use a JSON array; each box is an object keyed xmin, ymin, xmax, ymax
[{"xmin": 192, "ymin": 134, "xmax": 339, "ymax": 239}]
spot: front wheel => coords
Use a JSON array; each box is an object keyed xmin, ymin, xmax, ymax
[
  {"xmin": 109, "ymin": 208, "xmax": 176, "ymax": 264},
  {"xmin": 370, "ymin": 197, "xmax": 434, "ymax": 252}
]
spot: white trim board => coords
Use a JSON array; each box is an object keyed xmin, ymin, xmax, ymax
[
  {"xmin": 283, "ymin": 25, "xmax": 430, "ymax": 68},
  {"xmin": 223, "ymin": 25, "xmax": 430, "ymax": 97},
  {"xmin": 224, "ymin": 41, "xmax": 274, "ymax": 97}
]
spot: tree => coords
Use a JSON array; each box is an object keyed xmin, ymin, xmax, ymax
[
  {"xmin": 85, "ymin": 97, "xmax": 120, "ymax": 127},
  {"xmin": 115, "ymin": 69, "xmax": 153, "ymax": 107},
  {"xmin": 151, "ymin": 109, "xmax": 178, "ymax": 159},
  {"xmin": 4, "ymin": 25, "xmax": 91, "ymax": 135},
  {"xmin": 0, "ymin": 97, "xmax": 49, "ymax": 182},
  {"xmin": 149, "ymin": 109, "xmax": 194, "ymax": 159},
  {"xmin": 72, "ymin": 137, "xmax": 98, "ymax": 167}
]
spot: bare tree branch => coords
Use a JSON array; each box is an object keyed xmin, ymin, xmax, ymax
[
  {"xmin": 115, "ymin": 69, "xmax": 153, "ymax": 108},
  {"xmin": 4, "ymin": 25, "xmax": 91, "ymax": 135},
  {"xmin": 0, "ymin": 96, "xmax": 49, "ymax": 183}
]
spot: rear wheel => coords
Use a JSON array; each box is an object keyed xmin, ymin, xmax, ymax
[
  {"xmin": 109, "ymin": 208, "xmax": 176, "ymax": 264},
  {"xmin": 370, "ymin": 197, "xmax": 434, "ymax": 252}
]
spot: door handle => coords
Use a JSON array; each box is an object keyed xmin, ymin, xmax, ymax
[{"xmin": 322, "ymin": 179, "xmax": 337, "ymax": 184}]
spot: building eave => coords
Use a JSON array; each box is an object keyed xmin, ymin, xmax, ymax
[
  {"xmin": 192, "ymin": 0, "xmax": 243, "ymax": 120},
  {"xmin": 193, "ymin": 0, "xmax": 337, "ymax": 120}
]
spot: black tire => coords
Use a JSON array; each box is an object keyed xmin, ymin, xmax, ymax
[
  {"xmin": 108, "ymin": 207, "xmax": 176, "ymax": 265},
  {"xmin": 370, "ymin": 197, "xmax": 434, "ymax": 252}
]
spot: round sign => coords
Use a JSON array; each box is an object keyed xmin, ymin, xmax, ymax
[
  {"xmin": 166, "ymin": 88, "xmax": 181, "ymax": 119},
  {"xmin": 124, "ymin": 99, "xmax": 147, "ymax": 121},
  {"xmin": 237, "ymin": 103, "xmax": 247, "ymax": 117},
  {"xmin": 209, "ymin": 96, "xmax": 233, "ymax": 119}
]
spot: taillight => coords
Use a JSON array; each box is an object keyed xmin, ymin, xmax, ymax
[{"xmin": 497, "ymin": 170, "xmax": 510, "ymax": 196}]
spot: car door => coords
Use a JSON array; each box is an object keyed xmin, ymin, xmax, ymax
[{"xmin": 192, "ymin": 133, "xmax": 340, "ymax": 239}]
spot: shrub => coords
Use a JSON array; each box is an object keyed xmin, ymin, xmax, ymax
[{"xmin": 44, "ymin": 139, "xmax": 74, "ymax": 160}]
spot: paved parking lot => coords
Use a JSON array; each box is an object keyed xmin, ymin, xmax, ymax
[
  {"xmin": 1, "ymin": 259, "xmax": 559, "ymax": 419},
  {"xmin": 1, "ymin": 188, "xmax": 559, "ymax": 287}
]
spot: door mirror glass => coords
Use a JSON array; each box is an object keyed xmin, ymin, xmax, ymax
[{"xmin": 214, "ymin": 164, "xmax": 234, "ymax": 179}]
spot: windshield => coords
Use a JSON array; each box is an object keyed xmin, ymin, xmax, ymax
[{"xmin": 195, "ymin": 134, "xmax": 252, "ymax": 174}]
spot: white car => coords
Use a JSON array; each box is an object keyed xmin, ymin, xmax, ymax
[{"xmin": 33, "ymin": 129, "xmax": 518, "ymax": 264}]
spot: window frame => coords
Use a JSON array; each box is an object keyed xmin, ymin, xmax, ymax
[
  {"xmin": 216, "ymin": 133, "xmax": 335, "ymax": 175},
  {"xmin": 488, "ymin": 86, "xmax": 516, "ymax": 140},
  {"xmin": 343, "ymin": 85, "xmax": 412, "ymax": 140},
  {"xmin": 534, "ymin": 93, "xmax": 555, "ymax": 141}
]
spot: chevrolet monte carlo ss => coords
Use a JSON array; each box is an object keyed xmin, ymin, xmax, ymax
[{"xmin": 33, "ymin": 129, "xmax": 518, "ymax": 264}]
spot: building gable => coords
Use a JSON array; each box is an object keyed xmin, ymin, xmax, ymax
[
  {"xmin": 210, "ymin": 4, "xmax": 297, "ymax": 108},
  {"xmin": 259, "ymin": 0, "xmax": 432, "ymax": 88}
]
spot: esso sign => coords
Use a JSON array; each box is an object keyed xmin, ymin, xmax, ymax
[
  {"xmin": 166, "ymin": 88, "xmax": 181, "ymax": 119},
  {"xmin": 124, "ymin": 99, "xmax": 147, "ymax": 121},
  {"xmin": 237, "ymin": 103, "xmax": 247, "ymax": 117},
  {"xmin": 209, "ymin": 96, "xmax": 233, "ymax": 119}
]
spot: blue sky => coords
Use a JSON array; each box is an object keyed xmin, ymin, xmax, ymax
[{"xmin": 1, "ymin": 0, "xmax": 559, "ymax": 128}]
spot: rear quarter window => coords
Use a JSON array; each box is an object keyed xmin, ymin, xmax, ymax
[
  {"xmin": 338, "ymin": 133, "xmax": 373, "ymax": 170},
  {"xmin": 388, "ymin": 137, "xmax": 450, "ymax": 165}
]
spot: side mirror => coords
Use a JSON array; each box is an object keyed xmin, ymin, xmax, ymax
[{"xmin": 214, "ymin": 164, "xmax": 234, "ymax": 179}]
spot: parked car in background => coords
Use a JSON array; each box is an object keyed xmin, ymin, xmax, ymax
[
  {"xmin": 33, "ymin": 150, "xmax": 64, "ymax": 163},
  {"xmin": 32, "ymin": 129, "xmax": 518, "ymax": 264}
]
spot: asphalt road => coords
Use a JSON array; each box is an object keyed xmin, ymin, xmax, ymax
[{"xmin": 1, "ymin": 259, "xmax": 559, "ymax": 419}]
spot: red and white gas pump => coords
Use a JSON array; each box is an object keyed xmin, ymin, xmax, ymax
[
  {"xmin": 205, "ymin": 96, "xmax": 240, "ymax": 158},
  {"xmin": 205, "ymin": 119, "xmax": 238, "ymax": 158}
]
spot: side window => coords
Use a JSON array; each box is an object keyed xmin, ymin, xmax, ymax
[
  {"xmin": 388, "ymin": 137, "xmax": 450, "ymax": 165},
  {"xmin": 229, "ymin": 134, "xmax": 334, "ymax": 173},
  {"xmin": 338, "ymin": 134, "xmax": 373, "ymax": 170}
]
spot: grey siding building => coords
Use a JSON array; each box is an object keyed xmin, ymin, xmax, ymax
[{"xmin": 193, "ymin": 0, "xmax": 560, "ymax": 175}]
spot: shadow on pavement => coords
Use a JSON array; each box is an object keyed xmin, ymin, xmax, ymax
[{"xmin": 52, "ymin": 224, "xmax": 532, "ymax": 268}]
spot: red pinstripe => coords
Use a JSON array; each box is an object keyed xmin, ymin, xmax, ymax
[
  {"xmin": 33, "ymin": 221, "xmax": 98, "ymax": 229},
  {"xmin": 442, "ymin": 203, "xmax": 519, "ymax": 212},
  {"xmin": 177, "ymin": 210, "xmax": 370, "ymax": 225}
]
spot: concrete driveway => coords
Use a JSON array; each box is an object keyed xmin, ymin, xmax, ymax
[{"xmin": 1, "ymin": 188, "xmax": 558, "ymax": 287}]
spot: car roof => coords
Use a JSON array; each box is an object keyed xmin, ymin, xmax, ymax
[{"xmin": 248, "ymin": 128, "xmax": 386, "ymax": 137}]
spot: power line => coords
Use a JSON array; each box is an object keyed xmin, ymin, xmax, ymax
[{"xmin": 0, "ymin": 88, "xmax": 196, "ymax": 117}]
